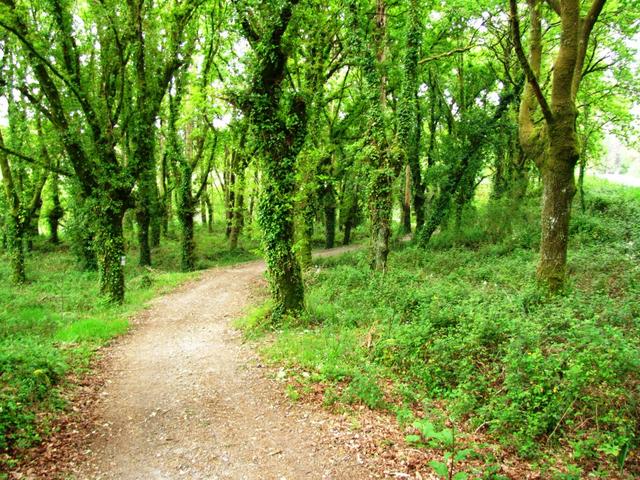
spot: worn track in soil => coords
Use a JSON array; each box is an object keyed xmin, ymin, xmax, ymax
[{"xmin": 71, "ymin": 245, "xmax": 372, "ymax": 480}]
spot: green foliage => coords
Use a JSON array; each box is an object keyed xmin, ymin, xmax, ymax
[
  {"xmin": 406, "ymin": 418, "xmax": 473, "ymax": 480},
  {"xmin": 243, "ymin": 180, "xmax": 640, "ymax": 476}
]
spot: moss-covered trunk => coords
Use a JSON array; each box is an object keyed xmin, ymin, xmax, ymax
[
  {"xmin": 323, "ymin": 184, "xmax": 336, "ymax": 249},
  {"xmin": 239, "ymin": 0, "xmax": 306, "ymax": 318},
  {"xmin": 0, "ymin": 134, "xmax": 26, "ymax": 283},
  {"xmin": 229, "ymin": 170, "xmax": 245, "ymax": 251},
  {"xmin": 177, "ymin": 160, "xmax": 196, "ymax": 272},
  {"xmin": 47, "ymin": 173, "xmax": 63, "ymax": 244},
  {"xmin": 537, "ymin": 118, "xmax": 578, "ymax": 290},
  {"xmin": 259, "ymin": 157, "xmax": 305, "ymax": 316},
  {"xmin": 401, "ymin": 164, "xmax": 412, "ymax": 234},
  {"xmin": 133, "ymin": 133, "xmax": 157, "ymax": 267},
  {"xmin": 5, "ymin": 211, "xmax": 26, "ymax": 284},
  {"xmin": 298, "ymin": 203, "xmax": 314, "ymax": 267},
  {"xmin": 511, "ymin": 0, "xmax": 604, "ymax": 291},
  {"xmin": 95, "ymin": 204, "xmax": 126, "ymax": 304}
]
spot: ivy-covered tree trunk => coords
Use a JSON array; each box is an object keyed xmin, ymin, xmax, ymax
[
  {"xmin": 239, "ymin": 0, "xmax": 306, "ymax": 318},
  {"xmin": 323, "ymin": 183, "xmax": 336, "ymax": 249},
  {"xmin": 362, "ymin": 0, "xmax": 395, "ymax": 272},
  {"xmin": 229, "ymin": 176, "xmax": 245, "ymax": 251},
  {"xmin": 95, "ymin": 202, "xmax": 126, "ymax": 303},
  {"xmin": 0, "ymin": 129, "xmax": 47, "ymax": 283},
  {"xmin": 4, "ymin": 211, "xmax": 25, "ymax": 284},
  {"xmin": 399, "ymin": 0, "xmax": 423, "ymax": 233},
  {"xmin": 258, "ymin": 155, "xmax": 305, "ymax": 317},
  {"xmin": 369, "ymin": 168, "xmax": 393, "ymax": 271},
  {"xmin": 47, "ymin": 173, "xmax": 63, "ymax": 244},
  {"xmin": 177, "ymin": 160, "xmax": 196, "ymax": 272},
  {"xmin": 135, "ymin": 168, "xmax": 154, "ymax": 267},
  {"xmin": 401, "ymin": 164, "xmax": 412, "ymax": 234},
  {"xmin": 299, "ymin": 202, "xmax": 315, "ymax": 266},
  {"xmin": 150, "ymin": 176, "xmax": 162, "ymax": 248},
  {"xmin": 0, "ymin": 142, "xmax": 26, "ymax": 282}
]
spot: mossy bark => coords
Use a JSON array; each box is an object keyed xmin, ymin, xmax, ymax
[
  {"xmin": 47, "ymin": 174, "xmax": 63, "ymax": 244},
  {"xmin": 95, "ymin": 205, "xmax": 126, "ymax": 304},
  {"xmin": 229, "ymin": 172, "xmax": 245, "ymax": 251},
  {"xmin": 5, "ymin": 212, "xmax": 26, "ymax": 284},
  {"xmin": 298, "ymin": 203, "xmax": 314, "ymax": 267},
  {"xmin": 177, "ymin": 159, "xmax": 196, "ymax": 272},
  {"xmin": 511, "ymin": 0, "xmax": 604, "ymax": 291},
  {"xmin": 205, "ymin": 195, "xmax": 213, "ymax": 233},
  {"xmin": 323, "ymin": 184, "xmax": 336, "ymax": 249},
  {"xmin": 369, "ymin": 167, "xmax": 393, "ymax": 271},
  {"xmin": 259, "ymin": 160, "xmax": 305, "ymax": 317},
  {"xmin": 239, "ymin": 0, "xmax": 306, "ymax": 319},
  {"xmin": 401, "ymin": 164, "xmax": 412, "ymax": 235}
]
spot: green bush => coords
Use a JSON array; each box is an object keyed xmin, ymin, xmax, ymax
[{"xmin": 0, "ymin": 338, "xmax": 67, "ymax": 452}]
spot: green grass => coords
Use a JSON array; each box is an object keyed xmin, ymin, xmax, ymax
[
  {"xmin": 240, "ymin": 179, "xmax": 640, "ymax": 478},
  {"xmin": 0, "ymin": 221, "xmax": 260, "ymax": 472}
]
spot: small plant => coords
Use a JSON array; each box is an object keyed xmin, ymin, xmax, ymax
[{"xmin": 405, "ymin": 418, "xmax": 475, "ymax": 480}]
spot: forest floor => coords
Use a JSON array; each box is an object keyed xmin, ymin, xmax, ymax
[{"xmin": 9, "ymin": 245, "xmax": 407, "ymax": 480}]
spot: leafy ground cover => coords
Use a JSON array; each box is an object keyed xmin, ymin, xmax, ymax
[{"xmin": 240, "ymin": 180, "xmax": 640, "ymax": 479}]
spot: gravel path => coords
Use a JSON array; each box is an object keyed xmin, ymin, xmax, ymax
[{"xmin": 70, "ymin": 246, "xmax": 372, "ymax": 480}]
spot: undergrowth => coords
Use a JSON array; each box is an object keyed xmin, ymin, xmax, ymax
[{"xmin": 240, "ymin": 179, "xmax": 640, "ymax": 478}]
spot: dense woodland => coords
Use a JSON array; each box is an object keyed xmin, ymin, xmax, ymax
[{"xmin": 1, "ymin": 0, "xmax": 639, "ymax": 478}]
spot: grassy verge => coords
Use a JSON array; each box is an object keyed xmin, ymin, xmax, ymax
[
  {"xmin": 239, "ymin": 179, "xmax": 640, "ymax": 479},
  {"xmin": 0, "ymin": 222, "xmax": 260, "ymax": 473}
]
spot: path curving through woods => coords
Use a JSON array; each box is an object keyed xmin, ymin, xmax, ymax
[{"xmin": 68, "ymin": 245, "xmax": 372, "ymax": 480}]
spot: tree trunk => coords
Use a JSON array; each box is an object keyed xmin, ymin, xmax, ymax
[
  {"xmin": 5, "ymin": 212, "xmax": 26, "ymax": 284},
  {"xmin": 225, "ymin": 172, "xmax": 235, "ymax": 239},
  {"xmin": 578, "ymin": 141, "xmax": 587, "ymax": 213},
  {"xmin": 205, "ymin": 195, "xmax": 214, "ymax": 232},
  {"xmin": 537, "ymin": 121, "xmax": 578, "ymax": 290},
  {"xmin": 369, "ymin": 169, "xmax": 393, "ymax": 271},
  {"xmin": 299, "ymin": 203, "xmax": 314, "ymax": 267},
  {"xmin": 323, "ymin": 184, "xmax": 336, "ymax": 249},
  {"xmin": 47, "ymin": 173, "xmax": 63, "ymax": 244},
  {"xmin": 342, "ymin": 193, "xmax": 358, "ymax": 245},
  {"xmin": 510, "ymin": 0, "xmax": 604, "ymax": 291},
  {"xmin": 229, "ymin": 171, "xmax": 245, "ymax": 250},
  {"xmin": 401, "ymin": 164, "xmax": 412, "ymax": 234},
  {"xmin": 150, "ymin": 175, "xmax": 162, "ymax": 248},
  {"xmin": 200, "ymin": 197, "xmax": 207, "ymax": 226},
  {"xmin": 178, "ymin": 160, "xmax": 196, "ymax": 272},
  {"xmin": 135, "ymin": 164, "xmax": 156, "ymax": 267},
  {"xmin": 95, "ymin": 206, "xmax": 126, "ymax": 303},
  {"xmin": 0, "ymin": 134, "xmax": 25, "ymax": 283},
  {"xmin": 136, "ymin": 205, "xmax": 151, "ymax": 267}
]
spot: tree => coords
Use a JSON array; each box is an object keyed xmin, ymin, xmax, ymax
[
  {"xmin": 0, "ymin": 0, "xmax": 199, "ymax": 301},
  {"xmin": 510, "ymin": 0, "xmax": 607, "ymax": 290},
  {"xmin": 237, "ymin": 0, "xmax": 307, "ymax": 318}
]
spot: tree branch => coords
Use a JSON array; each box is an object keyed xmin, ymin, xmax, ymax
[
  {"xmin": 545, "ymin": 0, "xmax": 561, "ymax": 15},
  {"xmin": 418, "ymin": 44, "xmax": 475, "ymax": 65},
  {"xmin": 509, "ymin": 0, "xmax": 553, "ymax": 124}
]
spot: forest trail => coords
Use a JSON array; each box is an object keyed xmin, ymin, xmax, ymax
[{"xmin": 70, "ymin": 244, "xmax": 372, "ymax": 480}]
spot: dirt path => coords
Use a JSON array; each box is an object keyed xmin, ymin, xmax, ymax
[{"xmin": 70, "ymin": 246, "xmax": 374, "ymax": 480}]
